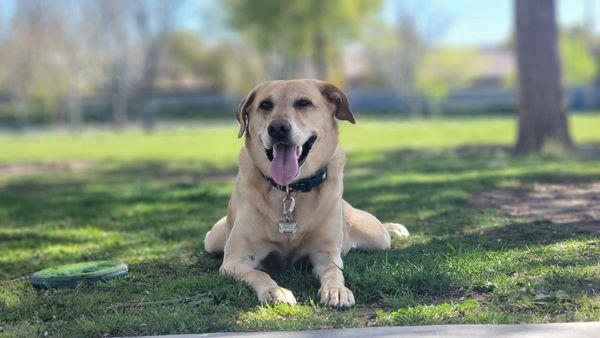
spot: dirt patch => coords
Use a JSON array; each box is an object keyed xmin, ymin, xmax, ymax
[
  {"xmin": 471, "ymin": 182, "xmax": 600, "ymax": 233},
  {"xmin": 0, "ymin": 161, "xmax": 92, "ymax": 178}
]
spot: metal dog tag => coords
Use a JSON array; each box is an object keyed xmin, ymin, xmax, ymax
[
  {"xmin": 278, "ymin": 217, "xmax": 298, "ymax": 234},
  {"xmin": 279, "ymin": 195, "xmax": 298, "ymax": 234}
]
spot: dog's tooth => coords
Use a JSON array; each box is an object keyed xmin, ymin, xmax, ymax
[
  {"xmin": 273, "ymin": 147, "xmax": 277, "ymax": 157},
  {"xmin": 296, "ymin": 145, "xmax": 302, "ymax": 157}
]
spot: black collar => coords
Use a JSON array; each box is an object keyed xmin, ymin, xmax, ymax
[{"xmin": 262, "ymin": 167, "xmax": 328, "ymax": 193}]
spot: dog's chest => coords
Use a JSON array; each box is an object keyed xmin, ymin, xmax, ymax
[{"xmin": 262, "ymin": 191, "xmax": 332, "ymax": 233}]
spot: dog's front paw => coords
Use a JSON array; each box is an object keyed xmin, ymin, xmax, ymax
[
  {"xmin": 318, "ymin": 285, "xmax": 355, "ymax": 309},
  {"xmin": 259, "ymin": 286, "xmax": 297, "ymax": 305},
  {"xmin": 384, "ymin": 223, "xmax": 409, "ymax": 238}
]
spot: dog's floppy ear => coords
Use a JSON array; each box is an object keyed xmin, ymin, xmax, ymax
[
  {"xmin": 235, "ymin": 87, "xmax": 259, "ymax": 138},
  {"xmin": 319, "ymin": 82, "xmax": 355, "ymax": 124}
]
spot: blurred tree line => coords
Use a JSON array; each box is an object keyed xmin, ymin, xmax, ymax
[{"xmin": 0, "ymin": 0, "xmax": 597, "ymax": 131}]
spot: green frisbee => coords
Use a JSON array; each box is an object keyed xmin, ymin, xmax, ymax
[{"xmin": 31, "ymin": 261, "xmax": 128, "ymax": 289}]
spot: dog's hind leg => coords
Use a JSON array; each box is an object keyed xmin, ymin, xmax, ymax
[
  {"xmin": 343, "ymin": 200, "xmax": 409, "ymax": 251},
  {"xmin": 204, "ymin": 216, "xmax": 228, "ymax": 253}
]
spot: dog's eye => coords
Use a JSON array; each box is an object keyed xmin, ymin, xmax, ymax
[
  {"xmin": 259, "ymin": 100, "xmax": 273, "ymax": 110},
  {"xmin": 294, "ymin": 99, "xmax": 312, "ymax": 109}
]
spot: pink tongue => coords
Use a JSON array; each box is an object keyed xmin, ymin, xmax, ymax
[{"xmin": 270, "ymin": 144, "xmax": 299, "ymax": 186}]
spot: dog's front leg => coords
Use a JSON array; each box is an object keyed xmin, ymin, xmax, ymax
[
  {"xmin": 220, "ymin": 238, "xmax": 296, "ymax": 305},
  {"xmin": 310, "ymin": 250, "xmax": 355, "ymax": 308}
]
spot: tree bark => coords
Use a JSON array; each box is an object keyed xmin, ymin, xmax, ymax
[{"xmin": 515, "ymin": 0, "xmax": 572, "ymax": 153}]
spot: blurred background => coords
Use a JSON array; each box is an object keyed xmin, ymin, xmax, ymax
[{"xmin": 0, "ymin": 0, "xmax": 598, "ymax": 130}]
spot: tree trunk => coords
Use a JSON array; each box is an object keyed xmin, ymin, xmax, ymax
[
  {"xmin": 67, "ymin": 89, "xmax": 83, "ymax": 133},
  {"xmin": 132, "ymin": 40, "xmax": 160, "ymax": 132},
  {"xmin": 111, "ymin": 91, "xmax": 127, "ymax": 129},
  {"xmin": 395, "ymin": 10, "xmax": 423, "ymax": 118},
  {"xmin": 314, "ymin": 28, "xmax": 328, "ymax": 80},
  {"xmin": 515, "ymin": 0, "xmax": 572, "ymax": 153},
  {"xmin": 110, "ymin": 64, "xmax": 127, "ymax": 129}
]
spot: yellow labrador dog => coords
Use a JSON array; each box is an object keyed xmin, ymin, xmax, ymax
[{"xmin": 204, "ymin": 79, "xmax": 408, "ymax": 308}]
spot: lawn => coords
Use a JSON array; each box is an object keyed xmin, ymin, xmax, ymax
[{"xmin": 1, "ymin": 115, "xmax": 599, "ymax": 337}]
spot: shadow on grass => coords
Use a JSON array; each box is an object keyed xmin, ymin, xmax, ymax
[
  {"xmin": 0, "ymin": 160, "xmax": 235, "ymax": 224},
  {"xmin": 1, "ymin": 144, "xmax": 599, "ymax": 333},
  {"xmin": 0, "ymin": 161, "xmax": 236, "ymax": 277},
  {"xmin": 99, "ymin": 160, "xmax": 237, "ymax": 183}
]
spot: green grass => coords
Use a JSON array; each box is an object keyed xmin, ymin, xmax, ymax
[{"xmin": 1, "ymin": 115, "xmax": 600, "ymax": 337}]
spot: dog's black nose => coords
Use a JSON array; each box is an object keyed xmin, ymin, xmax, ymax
[{"xmin": 267, "ymin": 119, "xmax": 291, "ymax": 140}]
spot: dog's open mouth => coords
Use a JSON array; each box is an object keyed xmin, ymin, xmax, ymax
[{"xmin": 265, "ymin": 134, "xmax": 317, "ymax": 186}]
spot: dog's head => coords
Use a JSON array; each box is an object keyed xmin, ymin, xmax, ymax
[{"xmin": 236, "ymin": 79, "xmax": 355, "ymax": 186}]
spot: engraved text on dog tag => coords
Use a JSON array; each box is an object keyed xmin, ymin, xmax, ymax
[{"xmin": 278, "ymin": 214, "xmax": 298, "ymax": 234}]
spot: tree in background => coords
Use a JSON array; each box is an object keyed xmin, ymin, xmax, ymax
[
  {"xmin": 416, "ymin": 47, "xmax": 488, "ymax": 116},
  {"xmin": 362, "ymin": 1, "xmax": 448, "ymax": 117},
  {"xmin": 560, "ymin": 27, "xmax": 598, "ymax": 87},
  {"xmin": 0, "ymin": 0, "xmax": 260, "ymax": 128},
  {"xmin": 393, "ymin": 2, "xmax": 448, "ymax": 117},
  {"xmin": 560, "ymin": 27, "xmax": 598, "ymax": 110},
  {"xmin": 130, "ymin": 0, "xmax": 182, "ymax": 131},
  {"xmin": 1, "ymin": 0, "xmax": 83, "ymax": 128},
  {"xmin": 515, "ymin": 0, "xmax": 572, "ymax": 153},
  {"xmin": 501, "ymin": 26, "xmax": 598, "ymax": 91},
  {"xmin": 94, "ymin": 0, "xmax": 130, "ymax": 129},
  {"xmin": 162, "ymin": 31, "xmax": 237, "ymax": 91},
  {"xmin": 94, "ymin": 0, "xmax": 182, "ymax": 131},
  {"xmin": 223, "ymin": 0, "xmax": 381, "ymax": 80}
]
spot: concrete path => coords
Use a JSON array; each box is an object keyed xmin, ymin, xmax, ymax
[{"xmin": 129, "ymin": 322, "xmax": 600, "ymax": 338}]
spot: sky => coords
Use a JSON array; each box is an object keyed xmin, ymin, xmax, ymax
[
  {"xmin": 386, "ymin": 0, "xmax": 598, "ymax": 46},
  {"xmin": 196, "ymin": 0, "xmax": 600, "ymax": 47},
  {"xmin": 1, "ymin": 0, "xmax": 597, "ymax": 47}
]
